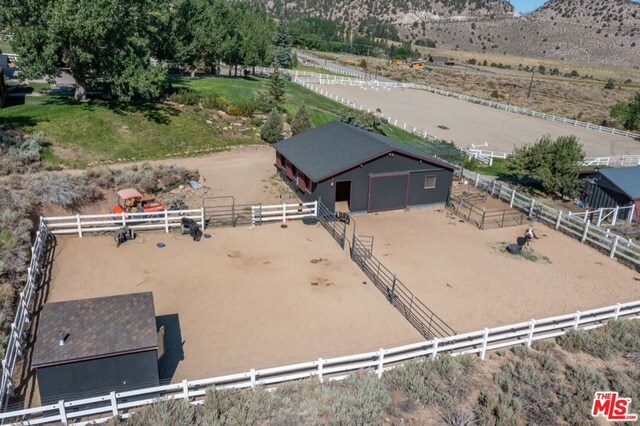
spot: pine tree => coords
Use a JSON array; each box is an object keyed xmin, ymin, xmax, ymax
[
  {"xmin": 291, "ymin": 105, "xmax": 312, "ymax": 135},
  {"xmin": 260, "ymin": 109, "xmax": 283, "ymax": 144},
  {"xmin": 268, "ymin": 67, "xmax": 286, "ymax": 109},
  {"xmin": 272, "ymin": 22, "xmax": 292, "ymax": 68}
]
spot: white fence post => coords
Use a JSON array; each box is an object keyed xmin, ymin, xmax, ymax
[
  {"xmin": 377, "ymin": 349, "xmax": 385, "ymax": 378},
  {"xmin": 182, "ymin": 379, "xmax": 189, "ymax": 399},
  {"xmin": 164, "ymin": 210, "xmax": 169, "ymax": 233},
  {"xmin": 282, "ymin": 203, "xmax": 286, "ymax": 223},
  {"xmin": 109, "ymin": 391, "xmax": 118, "ymax": 417},
  {"xmin": 317, "ymin": 358, "xmax": 324, "ymax": 383},
  {"xmin": 474, "ymin": 174, "xmax": 479, "ymax": 187},
  {"xmin": 573, "ymin": 311, "xmax": 581, "ymax": 329},
  {"xmin": 609, "ymin": 235, "xmax": 619, "ymax": 258},
  {"xmin": 58, "ymin": 400, "xmax": 68, "ymax": 425},
  {"xmin": 509, "ymin": 190, "xmax": 516, "ymax": 208},
  {"xmin": 250, "ymin": 369, "xmax": 257, "ymax": 388},
  {"xmin": 528, "ymin": 200, "xmax": 535, "ymax": 217},
  {"xmin": 432, "ymin": 338, "xmax": 439, "ymax": 359},
  {"xmin": 200, "ymin": 208, "xmax": 206, "ymax": 230},
  {"xmin": 480, "ymin": 328, "xmax": 490, "ymax": 360},
  {"xmin": 555, "ymin": 210, "xmax": 562, "ymax": 229},
  {"xmin": 612, "ymin": 206, "xmax": 619, "ymax": 226},
  {"xmin": 597, "ymin": 209, "xmax": 603, "ymax": 227},
  {"xmin": 614, "ymin": 303, "xmax": 622, "ymax": 320},
  {"xmin": 313, "ymin": 201, "xmax": 318, "ymax": 217},
  {"xmin": 76, "ymin": 214, "xmax": 82, "ymax": 238},
  {"xmin": 628, "ymin": 205, "xmax": 635, "ymax": 223},
  {"xmin": 581, "ymin": 221, "xmax": 589, "ymax": 243},
  {"xmin": 526, "ymin": 319, "xmax": 536, "ymax": 348}
]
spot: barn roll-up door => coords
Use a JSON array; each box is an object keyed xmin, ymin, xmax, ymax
[{"xmin": 368, "ymin": 173, "xmax": 409, "ymax": 212}]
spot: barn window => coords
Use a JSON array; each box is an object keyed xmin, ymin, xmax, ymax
[
  {"xmin": 276, "ymin": 153, "xmax": 283, "ymax": 169},
  {"xmin": 297, "ymin": 173, "xmax": 307, "ymax": 192},
  {"xmin": 424, "ymin": 176, "xmax": 437, "ymax": 189},
  {"xmin": 285, "ymin": 162, "xmax": 294, "ymax": 180}
]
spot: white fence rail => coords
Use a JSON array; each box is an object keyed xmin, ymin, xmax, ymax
[
  {"xmin": 0, "ymin": 222, "xmax": 51, "ymax": 411},
  {"xmin": 582, "ymin": 155, "xmax": 640, "ymax": 168},
  {"xmin": 309, "ymin": 76, "xmax": 640, "ymax": 140},
  {"xmin": 250, "ymin": 202, "xmax": 317, "ymax": 224},
  {"xmin": 2, "ymin": 300, "xmax": 639, "ymax": 425},
  {"xmin": 460, "ymin": 169, "xmax": 640, "ymax": 267},
  {"xmin": 567, "ymin": 205, "xmax": 636, "ymax": 227}
]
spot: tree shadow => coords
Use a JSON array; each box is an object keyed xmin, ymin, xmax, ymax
[
  {"xmin": 0, "ymin": 114, "xmax": 40, "ymax": 129},
  {"xmin": 106, "ymin": 101, "xmax": 181, "ymax": 125}
]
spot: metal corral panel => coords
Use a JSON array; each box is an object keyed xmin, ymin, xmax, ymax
[{"xmin": 368, "ymin": 173, "xmax": 409, "ymax": 212}]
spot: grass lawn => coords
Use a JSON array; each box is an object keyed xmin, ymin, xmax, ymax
[{"xmin": 0, "ymin": 75, "xmax": 425, "ymax": 166}]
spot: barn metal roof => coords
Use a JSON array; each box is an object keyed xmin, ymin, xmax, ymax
[
  {"xmin": 33, "ymin": 292, "xmax": 158, "ymax": 367},
  {"xmin": 599, "ymin": 166, "xmax": 640, "ymax": 200},
  {"xmin": 274, "ymin": 122, "xmax": 455, "ymax": 182}
]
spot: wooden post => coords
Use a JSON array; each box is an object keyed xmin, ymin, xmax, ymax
[
  {"xmin": 526, "ymin": 319, "xmax": 536, "ymax": 348},
  {"xmin": 581, "ymin": 221, "xmax": 589, "ymax": 243},
  {"xmin": 555, "ymin": 210, "xmax": 562, "ymax": 229},
  {"xmin": 609, "ymin": 235, "xmax": 619, "ymax": 258},
  {"xmin": 480, "ymin": 328, "xmax": 490, "ymax": 360}
]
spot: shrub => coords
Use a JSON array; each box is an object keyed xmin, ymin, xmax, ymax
[
  {"xmin": 561, "ymin": 364, "xmax": 606, "ymax": 424},
  {"xmin": 260, "ymin": 109, "xmax": 283, "ymax": 144},
  {"xmin": 384, "ymin": 354, "xmax": 476, "ymax": 407},
  {"xmin": 126, "ymin": 398, "xmax": 195, "ymax": 425},
  {"xmin": 475, "ymin": 391, "xmax": 521, "ymax": 425},
  {"xmin": 85, "ymin": 164, "xmax": 198, "ymax": 193},
  {"xmin": 291, "ymin": 104, "xmax": 312, "ymax": 135},
  {"xmin": 201, "ymin": 93, "xmax": 228, "ymax": 111},
  {"xmin": 604, "ymin": 78, "xmax": 616, "ymax": 89},
  {"xmin": 169, "ymin": 89, "xmax": 200, "ymax": 106},
  {"xmin": 201, "ymin": 387, "xmax": 277, "ymax": 425},
  {"xmin": 21, "ymin": 173, "xmax": 102, "ymax": 209},
  {"xmin": 228, "ymin": 98, "xmax": 261, "ymax": 117},
  {"xmin": 490, "ymin": 89, "xmax": 502, "ymax": 99}
]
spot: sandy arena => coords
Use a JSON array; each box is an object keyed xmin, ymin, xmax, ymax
[
  {"xmin": 45, "ymin": 222, "xmax": 421, "ymax": 384},
  {"xmin": 310, "ymin": 84, "xmax": 640, "ymax": 157},
  {"xmin": 352, "ymin": 208, "xmax": 640, "ymax": 332}
]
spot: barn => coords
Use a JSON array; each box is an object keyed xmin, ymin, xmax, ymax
[
  {"xmin": 32, "ymin": 292, "xmax": 160, "ymax": 404},
  {"xmin": 274, "ymin": 122, "xmax": 455, "ymax": 213},
  {"xmin": 583, "ymin": 166, "xmax": 640, "ymax": 220}
]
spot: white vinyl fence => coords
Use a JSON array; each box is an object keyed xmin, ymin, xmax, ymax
[
  {"xmin": 309, "ymin": 76, "xmax": 640, "ymax": 140},
  {"xmin": 1, "ymin": 300, "xmax": 639, "ymax": 425},
  {"xmin": 460, "ymin": 169, "xmax": 640, "ymax": 268},
  {"xmin": 0, "ymin": 222, "xmax": 50, "ymax": 411},
  {"xmin": 42, "ymin": 203, "xmax": 319, "ymax": 237}
]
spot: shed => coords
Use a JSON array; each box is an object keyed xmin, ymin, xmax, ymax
[
  {"xmin": 582, "ymin": 166, "xmax": 640, "ymax": 220},
  {"xmin": 428, "ymin": 55, "xmax": 453, "ymax": 66},
  {"xmin": 32, "ymin": 292, "xmax": 160, "ymax": 404},
  {"xmin": 274, "ymin": 122, "xmax": 455, "ymax": 213}
]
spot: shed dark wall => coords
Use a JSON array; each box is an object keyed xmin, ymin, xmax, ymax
[
  {"xmin": 37, "ymin": 350, "xmax": 159, "ymax": 404},
  {"xmin": 584, "ymin": 176, "xmax": 634, "ymax": 220},
  {"xmin": 291, "ymin": 153, "xmax": 452, "ymax": 212}
]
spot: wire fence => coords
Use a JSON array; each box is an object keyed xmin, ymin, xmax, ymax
[{"xmin": 316, "ymin": 200, "xmax": 347, "ymax": 249}]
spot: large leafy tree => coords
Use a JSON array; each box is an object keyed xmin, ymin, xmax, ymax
[
  {"xmin": 2, "ymin": 0, "xmax": 168, "ymax": 101},
  {"xmin": 610, "ymin": 93, "xmax": 640, "ymax": 131},
  {"xmin": 241, "ymin": 9, "xmax": 276, "ymax": 74},
  {"xmin": 506, "ymin": 135, "xmax": 585, "ymax": 198}
]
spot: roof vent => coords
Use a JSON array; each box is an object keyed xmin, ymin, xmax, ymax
[{"xmin": 58, "ymin": 331, "xmax": 65, "ymax": 346}]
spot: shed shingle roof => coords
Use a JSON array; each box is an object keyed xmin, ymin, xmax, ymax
[
  {"xmin": 274, "ymin": 122, "xmax": 454, "ymax": 182},
  {"xmin": 33, "ymin": 292, "xmax": 158, "ymax": 367},
  {"xmin": 599, "ymin": 166, "xmax": 640, "ymax": 200}
]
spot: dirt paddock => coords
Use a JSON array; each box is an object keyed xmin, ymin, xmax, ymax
[
  {"xmin": 44, "ymin": 221, "xmax": 421, "ymax": 385},
  {"xmin": 353, "ymin": 208, "xmax": 640, "ymax": 332}
]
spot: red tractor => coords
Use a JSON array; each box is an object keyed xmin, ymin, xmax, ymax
[{"xmin": 111, "ymin": 188, "xmax": 165, "ymax": 215}]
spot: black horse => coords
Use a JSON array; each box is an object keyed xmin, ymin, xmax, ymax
[{"xmin": 181, "ymin": 217, "xmax": 202, "ymax": 241}]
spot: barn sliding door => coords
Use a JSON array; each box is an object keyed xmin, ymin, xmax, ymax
[{"xmin": 368, "ymin": 173, "xmax": 409, "ymax": 213}]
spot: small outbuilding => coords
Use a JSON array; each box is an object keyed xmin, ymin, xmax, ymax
[
  {"xmin": 409, "ymin": 60, "xmax": 426, "ymax": 70},
  {"xmin": 33, "ymin": 292, "xmax": 160, "ymax": 404},
  {"xmin": 582, "ymin": 166, "xmax": 640, "ymax": 220},
  {"xmin": 274, "ymin": 122, "xmax": 455, "ymax": 213}
]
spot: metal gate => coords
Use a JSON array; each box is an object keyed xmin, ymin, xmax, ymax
[{"xmin": 202, "ymin": 196, "xmax": 254, "ymax": 228}]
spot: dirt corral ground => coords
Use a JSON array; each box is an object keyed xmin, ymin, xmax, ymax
[
  {"xmin": 43, "ymin": 222, "xmax": 421, "ymax": 388},
  {"xmin": 309, "ymin": 84, "xmax": 640, "ymax": 157},
  {"xmin": 353, "ymin": 208, "xmax": 640, "ymax": 333}
]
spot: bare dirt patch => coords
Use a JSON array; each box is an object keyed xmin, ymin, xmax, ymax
[
  {"xmin": 353, "ymin": 208, "xmax": 640, "ymax": 333},
  {"xmin": 45, "ymin": 222, "xmax": 421, "ymax": 385}
]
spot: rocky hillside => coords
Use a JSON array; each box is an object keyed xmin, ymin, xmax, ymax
[
  {"xmin": 266, "ymin": 0, "xmax": 517, "ymax": 26},
  {"xmin": 269, "ymin": 0, "xmax": 640, "ymax": 67}
]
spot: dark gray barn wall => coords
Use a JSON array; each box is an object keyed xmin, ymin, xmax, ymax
[
  {"xmin": 37, "ymin": 351, "xmax": 159, "ymax": 404},
  {"xmin": 307, "ymin": 154, "xmax": 452, "ymax": 212},
  {"xmin": 585, "ymin": 175, "xmax": 633, "ymax": 220}
]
